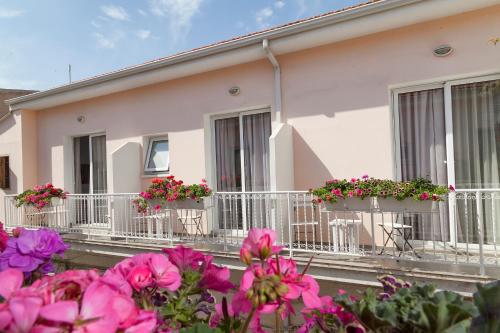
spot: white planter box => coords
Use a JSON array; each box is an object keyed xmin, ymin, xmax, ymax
[
  {"xmin": 377, "ymin": 198, "xmax": 433, "ymax": 213},
  {"xmin": 323, "ymin": 197, "xmax": 372, "ymax": 212},
  {"xmin": 50, "ymin": 197, "xmax": 64, "ymax": 206},
  {"xmin": 159, "ymin": 197, "xmax": 212, "ymax": 210},
  {"xmin": 148, "ymin": 199, "xmax": 168, "ymax": 210}
]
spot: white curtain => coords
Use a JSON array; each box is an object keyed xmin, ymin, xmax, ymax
[
  {"xmin": 91, "ymin": 135, "xmax": 108, "ymax": 194},
  {"xmin": 215, "ymin": 117, "xmax": 241, "ymax": 192},
  {"xmin": 243, "ymin": 112, "xmax": 271, "ymax": 192},
  {"xmin": 398, "ymin": 88, "xmax": 449, "ymax": 241},
  {"xmin": 453, "ymin": 80, "xmax": 500, "ymax": 243}
]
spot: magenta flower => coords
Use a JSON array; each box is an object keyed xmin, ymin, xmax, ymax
[
  {"xmin": 198, "ymin": 258, "xmax": 235, "ymax": 293},
  {"xmin": 241, "ymin": 228, "xmax": 283, "ymax": 261},
  {"xmin": 163, "ymin": 245, "xmax": 234, "ymax": 293},
  {"xmin": 0, "ymin": 222, "xmax": 8, "ymax": 253},
  {"xmin": 419, "ymin": 192, "xmax": 430, "ymax": 201},
  {"xmin": 128, "ymin": 265, "xmax": 154, "ymax": 291},
  {"xmin": 107, "ymin": 253, "xmax": 181, "ymax": 293},
  {"xmin": 163, "ymin": 245, "xmax": 206, "ymax": 271}
]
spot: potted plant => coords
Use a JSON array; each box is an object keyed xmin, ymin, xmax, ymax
[
  {"xmin": 15, "ymin": 183, "xmax": 68, "ymax": 210},
  {"xmin": 375, "ymin": 178, "xmax": 452, "ymax": 213},
  {"xmin": 311, "ymin": 175, "xmax": 374, "ymax": 212},
  {"xmin": 134, "ymin": 176, "xmax": 212, "ymax": 212}
]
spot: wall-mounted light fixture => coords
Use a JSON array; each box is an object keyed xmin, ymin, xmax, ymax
[
  {"xmin": 433, "ymin": 45, "xmax": 453, "ymax": 57},
  {"xmin": 228, "ymin": 86, "xmax": 240, "ymax": 96}
]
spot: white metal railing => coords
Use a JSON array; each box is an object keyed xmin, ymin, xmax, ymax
[{"xmin": 4, "ymin": 190, "xmax": 500, "ymax": 274}]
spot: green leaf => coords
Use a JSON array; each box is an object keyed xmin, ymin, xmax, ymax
[{"xmin": 180, "ymin": 323, "xmax": 223, "ymax": 333}]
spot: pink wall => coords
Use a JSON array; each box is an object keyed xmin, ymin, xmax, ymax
[
  {"xmin": 283, "ymin": 5, "xmax": 500, "ymax": 189},
  {"xmin": 31, "ymin": 5, "xmax": 500, "ymax": 192}
]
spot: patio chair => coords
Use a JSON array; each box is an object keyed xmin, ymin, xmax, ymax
[
  {"xmin": 378, "ymin": 222, "xmax": 420, "ymax": 258},
  {"xmin": 176, "ymin": 209, "xmax": 204, "ymax": 240}
]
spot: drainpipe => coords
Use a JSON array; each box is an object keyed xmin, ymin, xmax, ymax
[{"xmin": 262, "ymin": 39, "xmax": 282, "ymax": 124}]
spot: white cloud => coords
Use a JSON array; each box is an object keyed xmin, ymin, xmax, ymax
[
  {"xmin": 275, "ymin": 1, "xmax": 285, "ymax": 9},
  {"xmin": 91, "ymin": 20, "xmax": 101, "ymax": 28},
  {"xmin": 138, "ymin": 9, "xmax": 148, "ymax": 16},
  {"xmin": 135, "ymin": 29, "xmax": 151, "ymax": 40},
  {"xmin": 0, "ymin": 7, "xmax": 24, "ymax": 18},
  {"xmin": 149, "ymin": 0, "xmax": 204, "ymax": 43},
  {"xmin": 93, "ymin": 31, "xmax": 124, "ymax": 49},
  {"xmin": 100, "ymin": 5, "xmax": 129, "ymax": 21},
  {"xmin": 255, "ymin": 7, "xmax": 273, "ymax": 29}
]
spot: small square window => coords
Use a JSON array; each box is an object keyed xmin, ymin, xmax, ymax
[{"xmin": 145, "ymin": 138, "xmax": 169, "ymax": 173}]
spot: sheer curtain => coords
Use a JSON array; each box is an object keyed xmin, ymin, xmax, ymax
[
  {"xmin": 74, "ymin": 138, "xmax": 83, "ymax": 194},
  {"xmin": 215, "ymin": 117, "xmax": 241, "ymax": 192},
  {"xmin": 453, "ymin": 80, "xmax": 500, "ymax": 243},
  {"xmin": 243, "ymin": 112, "xmax": 271, "ymax": 192},
  {"xmin": 398, "ymin": 88, "xmax": 449, "ymax": 241},
  {"xmin": 215, "ymin": 117, "xmax": 242, "ymax": 229},
  {"xmin": 242, "ymin": 113, "xmax": 271, "ymax": 229},
  {"xmin": 91, "ymin": 135, "xmax": 108, "ymax": 194}
]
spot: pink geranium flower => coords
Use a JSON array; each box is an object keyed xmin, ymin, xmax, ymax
[
  {"xmin": 39, "ymin": 280, "xmax": 132, "ymax": 332},
  {"xmin": 241, "ymin": 228, "xmax": 283, "ymax": 261}
]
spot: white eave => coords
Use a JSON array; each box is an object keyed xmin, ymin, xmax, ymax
[{"xmin": 6, "ymin": 0, "xmax": 500, "ymax": 111}]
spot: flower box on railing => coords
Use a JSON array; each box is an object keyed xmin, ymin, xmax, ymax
[
  {"xmin": 323, "ymin": 197, "xmax": 372, "ymax": 212},
  {"xmin": 146, "ymin": 197, "xmax": 212, "ymax": 211},
  {"xmin": 167, "ymin": 196, "xmax": 213, "ymax": 210},
  {"xmin": 376, "ymin": 198, "xmax": 434, "ymax": 213},
  {"xmin": 51, "ymin": 197, "xmax": 64, "ymax": 207}
]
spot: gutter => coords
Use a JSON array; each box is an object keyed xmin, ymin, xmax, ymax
[
  {"xmin": 6, "ymin": 0, "xmax": 422, "ymax": 110},
  {"xmin": 262, "ymin": 39, "xmax": 282, "ymax": 124}
]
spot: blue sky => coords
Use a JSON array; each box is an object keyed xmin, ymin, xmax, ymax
[{"xmin": 0, "ymin": 0, "xmax": 365, "ymax": 91}]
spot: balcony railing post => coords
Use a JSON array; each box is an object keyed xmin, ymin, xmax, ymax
[
  {"xmin": 287, "ymin": 193, "xmax": 293, "ymax": 258},
  {"xmin": 370, "ymin": 205, "xmax": 376, "ymax": 256},
  {"xmin": 476, "ymin": 191, "xmax": 485, "ymax": 276}
]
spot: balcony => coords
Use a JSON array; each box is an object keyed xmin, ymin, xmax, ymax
[{"xmin": 4, "ymin": 190, "xmax": 499, "ymax": 294}]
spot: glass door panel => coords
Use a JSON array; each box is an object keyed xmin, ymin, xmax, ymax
[
  {"xmin": 397, "ymin": 88, "xmax": 449, "ymax": 242},
  {"xmin": 452, "ymin": 79, "xmax": 500, "ymax": 244},
  {"xmin": 215, "ymin": 116, "xmax": 243, "ymax": 229},
  {"xmin": 90, "ymin": 135, "xmax": 108, "ymax": 225},
  {"xmin": 242, "ymin": 112, "xmax": 271, "ymax": 229}
]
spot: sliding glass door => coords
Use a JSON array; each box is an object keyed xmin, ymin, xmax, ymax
[
  {"xmin": 214, "ymin": 111, "xmax": 271, "ymax": 230},
  {"xmin": 74, "ymin": 134, "xmax": 108, "ymax": 225},
  {"xmin": 395, "ymin": 76, "xmax": 500, "ymax": 245}
]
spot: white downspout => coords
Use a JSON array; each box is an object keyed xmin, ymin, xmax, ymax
[{"xmin": 262, "ymin": 39, "xmax": 282, "ymax": 124}]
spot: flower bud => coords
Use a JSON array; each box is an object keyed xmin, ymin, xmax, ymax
[
  {"xmin": 257, "ymin": 234, "xmax": 272, "ymax": 260},
  {"xmin": 252, "ymin": 295, "xmax": 260, "ymax": 307},
  {"xmin": 240, "ymin": 248, "xmax": 253, "ymax": 266},
  {"xmin": 267, "ymin": 290, "xmax": 278, "ymax": 301},
  {"xmin": 275, "ymin": 283, "xmax": 289, "ymax": 296}
]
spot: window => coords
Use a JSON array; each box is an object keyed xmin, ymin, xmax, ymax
[
  {"xmin": 145, "ymin": 137, "xmax": 169, "ymax": 173},
  {"xmin": 0, "ymin": 156, "xmax": 9, "ymax": 189}
]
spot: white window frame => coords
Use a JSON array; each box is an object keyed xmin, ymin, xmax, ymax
[{"xmin": 144, "ymin": 137, "xmax": 169, "ymax": 173}]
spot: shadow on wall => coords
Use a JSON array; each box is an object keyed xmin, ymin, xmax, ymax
[{"xmin": 292, "ymin": 128, "xmax": 332, "ymax": 190}]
